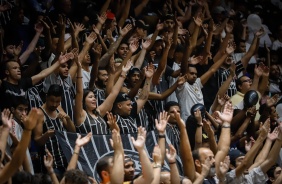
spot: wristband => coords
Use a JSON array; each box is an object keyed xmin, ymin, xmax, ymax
[
  {"xmin": 158, "ymin": 134, "xmax": 166, "ymax": 139},
  {"xmin": 169, "ymin": 162, "xmax": 176, "ymax": 164},
  {"xmin": 74, "ymin": 151, "xmax": 79, "ymax": 155},
  {"xmin": 153, "ymin": 163, "xmax": 162, "ymax": 168},
  {"xmin": 222, "ymin": 124, "xmax": 231, "ymax": 128}
]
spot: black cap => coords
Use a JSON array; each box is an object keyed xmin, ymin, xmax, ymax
[
  {"xmin": 127, "ymin": 67, "xmax": 141, "ymax": 77},
  {"xmin": 135, "ymin": 20, "xmax": 149, "ymax": 30},
  {"xmin": 244, "ymin": 90, "xmax": 258, "ymax": 108},
  {"xmin": 114, "ymin": 93, "xmax": 131, "ymax": 104},
  {"xmin": 190, "ymin": 103, "xmax": 206, "ymax": 118},
  {"xmin": 229, "ymin": 149, "xmax": 245, "ymax": 166}
]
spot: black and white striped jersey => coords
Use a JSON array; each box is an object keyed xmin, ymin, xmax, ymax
[
  {"xmin": 76, "ymin": 112, "xmax": 110, "ymax": 135},
  {"xmin": 93, "ymin": 87, "xmax": 105, "ymax": 106},
  {"xmin": 26, "ymin": 82, "xmax": 44, "ymax": 108},
  {"xmin": 43, "ymin": 74, "xmax": 75, "ymax": 121},
  {"xmin": 216, "ymin": 61, "xmax": 244, "ymax": 97},
  {"xmin": 39, "ymin": 107, "xmax": 68, "ymax": 169},
  {"xmin": 115, "ymin": 101, "xmax": 138, "ymax": 134}
]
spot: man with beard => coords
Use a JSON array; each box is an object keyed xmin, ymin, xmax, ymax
[
  {"xmin": 33, "ymin": 84, "xmax": 76, "ymax": 178},
  {"xmin": 92, "ymin": 68, "xmax": 109, "ymax": 106},
  {"xmin": 269, "ymin": 64, "xmax": 282, "ymax": 96}
]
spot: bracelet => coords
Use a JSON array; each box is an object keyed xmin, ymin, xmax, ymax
[
  {"xmin": 169, "ymin": 162, "xmax": 176, "ymax": 164},
  {"xmin": 222, "ymin": 124, "xmax": 231, "ymax": 128},
  {"xmin": 74, "ymin": 151, "xmax": 79, "ymax": 155},
  {"xmin": 76, "ymin": 77, "xmax": 83, "ymax": 78},
  {"xmin": 158, "ymin": 134, "xmax": 165, "ymax": 139},
  {"xmin": 153, "ymin": 163, "xmax": 162, "ymax": 168},
  {"xmin": 120, "ymin": 74, "xmax": 126, "ymax": 79}
]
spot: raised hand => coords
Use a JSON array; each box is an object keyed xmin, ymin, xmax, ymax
[
  {"xmin": 166, "ymin": 144, "xmax": 177, "ymax": 163},
  {"xmin": 226, "ymin": 42, "xmax": 236, "ymax": 55},
  {"xmin": 97, "ymin": 12, "xmax": 107, "ymax": 25},
  {"xmin": 229, "ymin": 63, "xmax": 236, "ymax": 77},
  {"xmin": 44, "ymin": 149, "xmax": 54, "ymax": 170},
  {"xmin": 194, "ymin": 109, "xmax": 203, "ymax": 125},
  {"xmin": 267, "ymin": 127, "xmax": 279, "ymax": 142},
  {"xmin": 85, "ymin": 32, "xmax": 97, "ymax": 44},
  {"xmin": 217, "ymin": 95, "xmax": 227, "ymax": 106},
  {"xmin": 246, "ymin": 106, "xmax": 257, "ymax": 118},
  {"xmin": 214, "ymin": 101, "xmax": 234, "ymax": 123},
  {"xmin": 177, "ymin": 75, "xmax": 186, "ymax": 86},
  {"xmin": 76, "ymin": 132, "xmax": 92, "ymax": 147},
  {"xmin": 202, "ymin": 119, "xmax": 214, "ymax": 135},
  {"xmin": 44, "ymin": 16, "xmax": 56, "ymax": 35},
  {"xmin": 266, "ymin": 94, "xmax": 279, "ymax": 107},
  {"xmin": 201, "ymin": 157, "xmax": 212, "ymax": 177},
  {"xmin": 106, "ymin": 112, "xmax": 120, "ymax": 132},
  {"xmin": 74, "ymin": 22, "xmax": 85, "ymax": 33},
  {"xmin": 13, "ymin": 41, "xmax": 23, "ymax": 56},
  {"xmin": 145, "ymin": 63, "xmax": 154, "ymax": 78},
  {"xmin": 219, "ymin": 156, "xmax": 230, "ymax": 176},
  {"xmin": 92, "ymin": 24, "xmax": 99, "ymax": 34},
  {"xmin": 173, "ymin": 108, "xmax": 185, "ymax": 128},
  {"xmin": 110, "ymin": 129, "xmax": 123, "ymax": 151},
  {"xmin": 129, "ymin": 41, "xmax": 139, "ymax": 53},
  {"xmin": 152, "ymin": 145, "xmax": 162, "ymax": 165},
  {"xmin": 255, "ymin": 28, "xmax": 265, "ymax": 37},
  {"xmin": 254, "ymin": 64, "xmax": 263, "ymax": 77},
  {"xmin": 119, "ymin": 24, "xmax": 132, "ymax": 37},
  {"xmin": 156, "ymin": 20, "xmax": 164, "ymax": 31},
  {"xmin": 259, "ymin": 119, "xmax": 270, "ymax": 139},
  {"xmin": 193, "ymin": 13, "xmax": 203, "ymax": 27},
  {"xmin": 131, "ymin": 127, "xmax": 147, "ymax": 151},
  {"xmin": 22, "ymin": 108, "xmax": 39, "ymax": 131},
  {"xmin": 262, "ymin": 64, "xmax": 270, "ymax": 77},
  {"xmin": 34, "ymin": 22, "xmax": 44, "ymax": 33},
  {"xmin": 1, "ymin": 109, "xmax": 13, "ymax": 129},
  {"xmin": 155, "ymin": 111, "xmax": 169, "ymax": 134},
  {"xmin": 189, "ymin": 55, "xmax": 203, "ymax": 65},
  {"xmin": 142, "ymin": 39, "xmax": 152, "ymax": 50},
  {"xmin": 245, "ymin": 136, "xmax": 255, "ymax": 152},
  {"xmin": 122, "ymin": 59, "xmax": 133, "ymax": 73}
]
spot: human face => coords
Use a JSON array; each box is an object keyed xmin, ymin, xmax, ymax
[
  {"xmin": 199, "ymin": 148, "xmax": 215, "ymax": 177},
  {"xmin": 83, "ymin": 52, "xmax": 91, "ymax": 64},
  {"xmin": 270, "ymin": 106, "xmax": 278, "ymax": 121},
  {"xmin": 238, "ymin": 42, "xmax": 246, "ymax": 53},
  {"xmin": 128, "ymin": 72, "xmax": 140, "ymax": 87},
  {"xmin": 12, "ymin": 104, "xmax": 28, "ymax": 122},
  {"xmin": 235, "ymin": 156, "xmax": 248, "ymax": 174},
  {"xmin": 84, "ymin": 92, "xmax": 97, "ymax": 111},
  {"xmin": 6, "ymin": 61, "xmax": 21, "ymax": 80},
  {"xmin": 153, "ymin": 41, "xmax": 164, "ymax": 56},
  {"xmin": 4, "ymin": 45, "xmax": 15, "ymax": 58},
  {"xmin": 186, "ymin": 67, "xmax": 197, "ymax": 84},
  {"xmin": 164, "ymin": 19, "xmax": 175, "ymax": 31},
  {"xmin": 118, "ymin": 100, "xmax": 132, "ymax": 116},
  {"xmin": 117, "ymin": 43, "xmax": 129, "ymax": 59},
  {"xmin": 274, "ymin": 167, "xmax": 282, "ymax": 180},
  {"xmin": 46, "ymin": 96, "xmax": 61, "ymax": 112},
  {"xmin": 224, "ymin": 55, "xmax": 234, "ymax": 65},
  {"xmin": 239, "ymin": 76, "xmax": 252, "ymax": 93},
  {"xmin": 270, "ymin": 65, "xmax": 281, "ymax": 80},
  {"xmin": 59, "ymin": 63, "xmax": 69, "ymax": 78},
  {"xmin": 168, "ymin": 105, "xmax": 180, "ymax": 124},
  {"xmin": 61, "ymin": 0, "xmax": 72, "ymax": 14},
  {"xmin": 97, "ymin": 70, "xmax": 109, "ymax": 87},
  {"xmin": 124, "ymin": 160, "xmax": 135, "ymax": 181}
]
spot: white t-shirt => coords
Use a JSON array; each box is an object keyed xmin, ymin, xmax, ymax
[
  {"xmin": 176, "ymin": 78, "xmax": 204, "ymax": 122},
  {"xmin": 272, "ymin": 40, "xmax": 282, "ymax": 50},
  {"xmin": 166, "ymin": 62, "xmax": 180, "ymax": 103},
  {"xmin": 82, "ymin": 66, "xmax": 92, "ymax": 89}
]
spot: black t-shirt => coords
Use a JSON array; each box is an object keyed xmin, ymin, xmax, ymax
[{"xmin": 0, "ymin": 78, "xmax": 32, "ymax": 109}]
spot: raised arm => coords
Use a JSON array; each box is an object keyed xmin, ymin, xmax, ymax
[
  {"xmin": 235, "ymin": 119, "xmax": 269, "ymax": 177},
  {"xmin": 97, "ymin": 60, "xmax": 132, "ymax": 117},
  {"xmin": 44, "ymin": 149, "xmax": 59, "ymax": 184},
  {"xmin": 131, "ymin": 127, "xmax": 154, "ymax": 184},
  {"xmin": 155, "ymin": 111, "xmax": 169, "ymax": 165},
  {"xmin": 0, "ymin": 109, "xmax": 13, "ymax": 162},
  {"xmin": 151, "ymin": 145, "xmax": 162, "ymax": 184},
  {"xmin": 0, "ymin": 108, "xmax": 39, "ymax": 184},
  {"xmin": 19, "ymin": 22, "xmax": 44, "ymax": 65},
  {"xmin": 194, "ymin": 109, "xmax": 203, "ymax": 150},
  {"xmin": 135, "ymin": 39, "xmax": 151, "ymax": 69},
  {"xmin": 117, "ymin": 0, "xmax": 131, "ymax": 28},
  {"xmin": 202, "ymin": 119, "xmax": 218, "ymax": 155},
  {"xmin": 88, "ymin": 44, "xmax": 102, "ymax": 91},
  {"xmin": 166, "ymin": 144, "xmax": 181, "ymax": 184},
  {"xmin": 99, "ymin": 24, "xmax": 132, "ymax": 67},
  {"xmin": 136, "ymin": 63, "xmax": 154, "ymax": 114},
  {"xmin": 200, "ymin": 42, "xmax": 235, "ymax": 85},
  {"xmin": 214, "ymin": 101, "xmax": 233, "ymax": 181},
  {"xmin": 174, "ymin": 109, "xmax": 196, "ymax": 181}
]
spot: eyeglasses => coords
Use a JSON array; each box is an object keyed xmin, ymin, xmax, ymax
[{"xmin": 241, "ymin": 79, "xmax": 252, "ymax": 83}]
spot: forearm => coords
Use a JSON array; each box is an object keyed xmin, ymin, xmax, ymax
[
  {"xmin": 78, "ymin": 42, "xmax": 91, "ymax": 63},
  {"xmin": 99, "ymin": 36, "xmax": 124, "ymax": 67},
  {"xmin": 231, "ymin": 117, "xmax": 251, "ymax": 144},
  {"xmin": 193, "ymin": 175, "xmax": 205, "ymax": 184},
  {"xmin": 34, "ymin": 132, "xmax": 51, "ymax": 146},
  {"xmin": 67, "ymin": 145, "xmax": 80, "ymax": 170},
  {"xmin": 152, "ymin": 47, "xmax": 169, "ymax": 85},
  {"xmin": 111, "ymin": 150, "xmax": 124, "ymax": 184},
  {"xmin": 250, "ymin": 74, "xmax": 260, "ymax": 91},
  {"xmin": 258, "ymin": 75, "xmax": 268, "ymax": 95},
  {"xmin": 231, "ymin": 110, "xmax": 246, "ymax": 131},
  {"xmin": 134, "ymin": 0, "xmax": 149, "ymax": 17},
  {"xmin": 170, "ymin": 163, "xmax": 181, "ymax": 184},
  {"xmin": 213, "ymin": 33, "xmax": 230, "ymax": 62},
  {"xmin": 151, "ymin": 167, "xmax": 161, "ymax": 184},
  {"xmin": 64, "ymin": 118, "xmax": 76, "ymax": 133},
  {"xmin": 157, "ymin": 135, "xmax": 166, "ymax": 165},
  {"xmin": 135, "ymin": 49, "xmax": 146, "ymax": 69},
  {"xmin": 0, "ymin": 127, "xmax": 10, "ymax": 161},
  {"xmin": 100, "ymin": 0, "xmax": 111, "ymax": 14},
  {"xmin": 46, "ymin": 167, "xmax": 59, "ymax": 184},
  {"xmin": 149, "ymin": 82, "xmax": 178, "ymax": 100},
  {"xmin": 194, "ymin": 126, "xmax": 202, "ymax": 150},
  {"xmin": 20, "ymin": 32, "xmax": 41, "ymax": 65},
  {"xmin": 138, "ymin": 149, "xmax": 154, "ymax": 182},
  {"xmin": 207, "ymin": 131, "xmax": 218, "ymax": 155}
]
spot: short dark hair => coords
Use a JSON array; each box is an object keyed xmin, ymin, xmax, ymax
[
  {"xmin": 10, "ymin": 96, "xmax": 29, "ymax": 109},
  {"xmin": 64, "ymin": 169, "xmax": 88, "ymax": 184},
  {"xmin": 164, "ymin": 101, "xmax": 179, "ymax": 111},
  {"xmin": 96, "ymin": 156, "xmax": 112, "ymax": 179},
  {"xmin": 192, "ymin": 149, "xmax": 200, "ymax": 161},
  {"xmin": 235, "ymin": 76, "xmax": 244, "ymax": 91},
  {"xmin": 267, "ymin": 164, "xmax": 280, "ymax": 179},
  {"xmin": 12, "ymin": 171, "xmax": 33, "ymax": 184},
  {"xmin": 47, "ymin": 84, "xmax": 63, "ymax": 97}
]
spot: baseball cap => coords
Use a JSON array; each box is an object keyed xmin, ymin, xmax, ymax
[
  {"xmin": 114, "ymin": 93, "xmax": 131, "ymax": 104},
  {"xmin": 135, "ymin": 20, "xmax": 149, "ymax": 30},
  {"xmin": 229, "ymin": 149, "xmax": 245, "ymax": 166},
  {"xmin": 127, "ymin": 67, "xmax": 141, "ymax": 77}
]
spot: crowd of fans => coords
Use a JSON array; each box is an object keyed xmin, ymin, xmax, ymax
[{"xmin": 0, "ymin": 0, "xmax": 282, "ymax": 183}]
